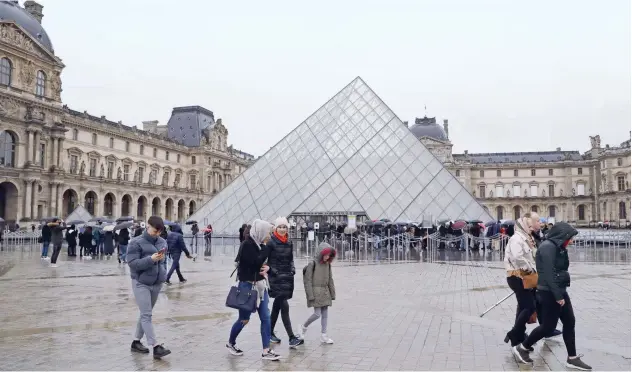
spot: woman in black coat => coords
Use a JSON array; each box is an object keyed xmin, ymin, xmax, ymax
[
  {"xmin": 65, "ymin": 225, "xmax": 78, "ymax": 257},
  {"xmin": 267, "ymin": 217, "xmax": 303, "ymax": 348}
]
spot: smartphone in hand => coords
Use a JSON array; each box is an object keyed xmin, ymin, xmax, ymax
[{"xmin": 158, "ymin": 248, "xmax": 167, "ymax": 254}]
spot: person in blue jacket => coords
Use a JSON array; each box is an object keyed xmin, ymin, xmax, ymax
[{"xmin": 165, "ymin": 225, "xmax": 191, "ymax": 284}]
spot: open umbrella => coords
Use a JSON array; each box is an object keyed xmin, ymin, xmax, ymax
[
  {"xmin": 66, "ymin": 220, "xmax": 86, "ymax": 226},
  {"xmin": 437, "ymin": 219, "xmax": 450, "ymax": 225},
  {"xmin": 102, "ymin": 224, "xmax": 115, "ymax": 232},
  {"xmin": 0, "ymin": 217, "xmax": 4, "ymax": 223},
  {"xmin": 500, "ymin": 220, "xmax": 515, "ymax": 226},
  {"xmin": 41, "ymin": 216, "xmax": 61, "ymax": 222},
  {"xmin": 485, "ymin": 220, "xmax": 498, "ymax": 227},
  {"xmin": 467, "ymin": 219, "xmax": 483, "ymax": 224},
  {"xmin": 116, "ymin": 216, "xmax": 134, "ymax": 223},
  {"xmin": 395, "ymin": 221, "xmax": 410, "ymax": 226},
  {"xmin": 163, "ymin": 220, "xmax": 179, "ymax": 227},
  {"xmin": 451, "ymin": 220, "xmax": 467, "ymax": 230},
  {"xmin": 185, "ymin": 220, "xmax": 198, "ymax": 225},
  {"xmin": 114, "ymin": 221, "xmax": 134, "ymax": 231}
]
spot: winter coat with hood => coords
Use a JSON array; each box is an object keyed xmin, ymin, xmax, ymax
[
  {"xmin": 267, "ymin": 233, "xmax": 295, "ymax": 299},
  {"xmin": 504, "ymin": 217, "xmax": 537, "ymax": 273},
  {"xmin": 127, "ymin": 231, "xmax": 168, "ymax": 286},
  {"xmin": 166, "ymin": 226, "xmax": 190, "ymax": 258},
  {"xmin": 535, "ymin": 222, "xmax": 577, "ymax": 301},
  {"xmin": 303, "ymin": 242, "xmax": 336, "ymax": 308},
  {"xmin": 65, "ymin": 225, "xmax": 78, "ymax": 246},
  {"xmin": 118, "ymin": 228, "xmax": 130, "ymax": 245},
  {"xmin": 41, "ymin": 224, "xmax": 52, "ymax": 242},
  {"xmin": 48, "ymin": 222, "xmax": 65, "ymax": 245}
]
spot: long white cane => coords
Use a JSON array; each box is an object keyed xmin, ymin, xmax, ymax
[{"xmin": 480, "ymin": 292, "xmax": 515, "ymax": 317}]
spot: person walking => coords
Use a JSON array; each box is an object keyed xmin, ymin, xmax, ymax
[
  {"xmin": 66, "ymin": 224, "xmax": 78, "ymax": 257},
  {"xmin": 118, "ymin": 227, "xmax": 131, "ymax": 263},
  {"xmin": 104, "ymin": 228, "xmax": 115, "ymax": 258},
  {"xmin": 226, "ymin": 219, "xmax": 279, "ymax": 361},
  {"xmin": 165, "ymin": 225, "xmax": 191, "ymax": 284},
  {"xmin": 268, "ymin": 217, "xmax": 303, "ymax": 348},
  {"xmin": 503, "ymin": 213, "xmax": 538, "ymax": 347},
  {"xmin": 204, "ymin": 224, "xmax": 213, "ymax": 258},
  {"xmin": 79, "ymin": 226, "xmax": 93, "ymax": 259},
  {"xmin": 298, "ymin": 242, "xmax": 336, "ymax": 345},
  {"xmin": 127, "ymin": 216, "xmax": 171, "ymax": 359},
  {"xmin": 49, "ymin": 219, "xmax": 66, "ymax": 268},
  {"xmin": 40, "ymin": 222, "xmax": 52, "ymax": 260},
  {"xmin": 512, "ymin": 222, "xmax": 591, "ymax": 370}
]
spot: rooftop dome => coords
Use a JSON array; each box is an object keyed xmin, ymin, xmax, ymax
[
  {"xmin": 0, "ymin": 1, "xmax": 53, "ymax": 53},
  {"xmin": 408, "ymin": 116, "xmax": 448, "ymax": 141}
]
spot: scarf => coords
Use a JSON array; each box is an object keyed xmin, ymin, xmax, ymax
[
  {"xmin": 249, "ymin": 219, "xmax": 274, "ymax": 302},
  {"xmin": 273, "ymin": 231, "xmax": 288, "ymax": 244}
]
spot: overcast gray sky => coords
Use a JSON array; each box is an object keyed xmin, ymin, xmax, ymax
[{"xmin": 36, "ymin": 0, "xmax": 630, "ymax": 156}]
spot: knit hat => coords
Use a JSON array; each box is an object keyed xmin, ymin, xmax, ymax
[{"xmin": 274, "ymin": 216, "xmax": 289, "ymax": 228}]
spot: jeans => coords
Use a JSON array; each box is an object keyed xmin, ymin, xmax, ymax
[
  {"xmin": 166, "ymin": 254, "xmax": 185, "ymax": 281},
  {"xmin": 98, "ymin": 238, "xmax": 104, "ymax": 254},
  {"xmin": 50, "ymin": 244, "xmax": 62, "ymax": 264},
  {"xmin": 506, "ymin": 276, "xmax": 536, "ymax": 345},
  {"xmin": 41, "ymin": 241, "xmax": 50, "ymax": 257},
  {"xmin": 523, "ymin": 291, "xmax": 576, "ymax": 356},
  {"xmin": 271, "ymin": 296, "xmax": 295, "ymax": 338},
  {"xmin": 228, "ymin": 282, "xmax": 271, "ymax": 349},
  {"xmin": 132, "ymin": 279, "xmax": 163, "ymax": 346},
  {"xmin": 119, "ymin": 244, "xmax": 128, "ymax": 262}
]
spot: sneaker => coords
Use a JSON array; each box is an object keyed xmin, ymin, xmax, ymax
[
  {"xmin": 179, "ymin": 279, "xmax": 187, "ymax": 283},
  {"xmin": 546, "ymin": 329, "xmax": 563, "ymax": 338},
  {"xmin": 152, "ymin": 344, "xmax": 171, "ymax": 359},
  {"xmin": 226, "ymin": 343, "xmax": 243, "ymax": 356},
  {"xmin": 512, "ymin": 345, "xmax": 533, "ymax": 364},
  {"xmin": 130, "ymin": 340, "xmax": 149, "ymax": 354},
  {"xmin": 566, "ymin": 355, "xmax": 592, "ymax": 371},
  {"xmin": 297, "ymin": 325, "xmax": 307, "ymax": 339},
  {"xmin": 320, "ymin": 334, "xmax": 334, "ymax": 344},
  {"xmin": 261, "ymin": 350, "xmax": 280, "ymax": 361},
  {"xmin": 43, "ymin": 257, "xmax": 50, "ymax": 260},
  {"xmin": 50, "ymin": 264, "xmax": 58, "ymax": 268},
  {"xmin": 165, "ymin": 281, "xmax": 171, "ymax": 285},
  {"xmin": 289, "ymin": 337, "xmax": 304, "ymax": 349},
  {"xmin": 270, "ymin": 333, "xmax": 281, "ymax": 344}
]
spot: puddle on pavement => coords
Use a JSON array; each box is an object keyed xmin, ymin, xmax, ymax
[{"xmin": 0, "ymin": 312, "xmax": 232, "ymax": 338}]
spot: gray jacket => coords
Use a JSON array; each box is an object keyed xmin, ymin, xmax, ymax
[
  {"xmin": 127, "ymin": 231, "xmax": 168, "ymax": 286},
  {"xmin": 48, "ymin": 223, "xmax": 65, "ymax": 245},
  {"xmin": 303, "ymin": 242, "xmax": 336, "ymax": 308}
]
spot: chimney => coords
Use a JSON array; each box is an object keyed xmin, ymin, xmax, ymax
[
  {"xmin": 403, "ymin": 121, "xmax": 408, "ymax": 127},
  {"xmin": 142, "ymin": 120, "xmax": 159, "ymax": 132},
  {"xmin": 556, "ymin": 147, "xmax": 561, "ymax": 151},
  {"xmin": 443, "ymin": 119, "xmax": 449, "ymax": 139},
  {"xmin": 24, "ymin": 1, "xmax": 44, "ymax": 24},
  {"xmin": 464, "ymin": 150, "xmax": 468, "ymax": 155}
]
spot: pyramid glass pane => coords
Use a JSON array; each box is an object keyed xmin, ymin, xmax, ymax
[{"xmin": 187, "ymin": 77, "xmax": 493, "ymax": 233}]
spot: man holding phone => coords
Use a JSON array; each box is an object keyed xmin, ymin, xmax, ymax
[{"xmin": 127, "ymin": 216, "xmax": 171, "ymax": 359}]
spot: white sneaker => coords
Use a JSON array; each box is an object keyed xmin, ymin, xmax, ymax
[
  {"xmin": 43, "ymin": 257, "xmax": 50, "ymax": 261},
  {"xmin": 50, "ymin": 264, "xmax": 58, "ymax": 268},
  {"xmin": 297, "ymin": 325, "xmax": 307, "ymax": 339},
  {"xmin": 320, "ymin": 334, "xmax": 334, "ymax": 344}
]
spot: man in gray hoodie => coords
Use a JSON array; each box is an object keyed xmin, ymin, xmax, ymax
[{"xmin": 127, "ymin": 216, "xmax": 171, "ymax": 359}]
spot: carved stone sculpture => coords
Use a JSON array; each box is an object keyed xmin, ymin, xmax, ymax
[
  {"xmin": 542, "ymin": 189, "xmax": 546, "ymax": 197},
  {"xmin": 472, "ymin": 190, "xmax": 476, "ymax": 197},
  {"xmin": 506, "ymin": 189, "xmax": 510, "ymax": 197},
  {"xmin": 589, "ymin": 187, "xmax": 593, "ymax": 195},
  {"xmin": 117, "ymin": 167, "xmax": 122, "ymax": 181},
  {"xmin": 79, "ymin": 161, "xmax": 85, "ymax": 175},
  {"xmin": 560, "ymin": 189, "xmax": 564, "ymax": 196},
  {"xmin": 162, "ymin": 172, "xmax": 168, "ymax": 186},
  {"xmin": 489, "ymin": 190, "xmax": 493, "ymax": 197},
  {"xmin": 524, "ymin": 189, "xmax": 527, "ymax": 197},
  {"xmin": 174, "ymin": 174, "xmax": 180, "ymax": 188},
  {"xmin": 99, "ymin": 164, "xmax": 104, "ymax": 178},
  {"xmin": 0, "ymin": 96, "xmax": 19, "ymax": 118},
  {"xmin": 589, "ymin": 135, "xmax": 601, "ymax": 149},
  {"xmin": 149, "ymin": 170, "xmax": 156, "ymax": 185},
  {"xmin": 133, "ymin": 169, "xmax": 139, "ymax": 183},
  {"xmin": 19, "ymin": 60, "xmax": 35, "ymax": 86},
  {"xmin": 572, "ymin": 188, "xmax": 576, "ymax": 196},
  {"xmin": 51, "ymin": 71, "xmax": 62, "ymax": 100}
]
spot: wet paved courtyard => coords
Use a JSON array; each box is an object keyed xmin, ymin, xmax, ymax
[{"xmin": 0, "ymin": 247, "xmax": 630, "ymax": 371}]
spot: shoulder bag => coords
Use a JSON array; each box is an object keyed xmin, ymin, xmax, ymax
[{"xmin": 225, "ymin": 268, "xmax": 258, "ymax": 313}]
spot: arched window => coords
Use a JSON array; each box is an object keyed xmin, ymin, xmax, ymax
[
  {"xmin": 619, "ymin": 202, "xmax": 627, "ymax": 220},
  {"xmin": 35, "ymin": 70, "xmax": 46, "ymax": 97},
  {"xmin": 513, "ymin": 206, "xmax": 521, "ymax": 220},
  {"xmin": 104, "ymin": 193, "xmax": 115, "ymax": 217},
  {"xmin": 578, "ymin": 205, "xmax": 585, "ymax": 221},
  {"xmin": 0, "ymin": 130, "xmax": 16, "ymax": 167},
  {"xmin": 496, "ymin": 206, "xmax": 503, "ymax": 220},
  {"xmin": 0, "ymin": 57, "xmax": 12, "ymax": 86},
  {"xmin": 548, "ymin": 205, "xmax": 556, "ymax": 218},
  {"xmin": 531, "ymin": 205, "xmax": 538, "ymax": 213}
]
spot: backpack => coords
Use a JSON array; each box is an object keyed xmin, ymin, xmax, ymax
[{"xmin": 302, "ymin": 260, "xmax": 316, "ymax": 276}]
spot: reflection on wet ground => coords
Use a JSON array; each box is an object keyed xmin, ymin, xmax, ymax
[{"xmin": 0, "ymin": 248, "xmax": 629, "ymax": 371}]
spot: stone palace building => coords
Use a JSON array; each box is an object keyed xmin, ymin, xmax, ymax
[
  {"xmin": 410, "ymin": 117, "xmax": 631, "ymax": 225},
  {"xmin": 0, "ymin": 1, "xmax": 253, "ymax": 225}
]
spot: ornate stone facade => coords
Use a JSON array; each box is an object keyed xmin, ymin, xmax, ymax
[
  {"xmin": 0, "ymin": 2, "xmax": 254, "ymax": 225},
  {"xmin": 414, "ymin": 119, "xmax": 631, "ymax": 226}
]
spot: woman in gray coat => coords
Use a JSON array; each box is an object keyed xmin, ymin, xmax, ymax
[{"xmin": 298, "ymin": 242, "xmax": 336, "ymax": 344}]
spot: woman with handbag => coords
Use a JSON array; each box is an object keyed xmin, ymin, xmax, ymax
[
  {"xmin": 226, "ymin": 219, "xmax": 280, "ymax": 361},
  {"xmin": 513, "ymin": 223, "xmax": 591, "ymax": 370},
  {"xmin": 503, "ymin": 213, "xmax": 539, "ymax": 347}
]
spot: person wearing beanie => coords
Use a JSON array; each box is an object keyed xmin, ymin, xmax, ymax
[
  {"xmin": 298, "ymin": 242, "xmax": 336, "ymax": 345},
  {"xmin": 512, "ymin": 222, "xmax": 591, "ymax": 370},
  {"xmin": 127, "ymin": 216, "xmax": 171, "ymax": 359},
  {"xmin": 268, "ymin": 217, "xmax": 304, "ymax": 348}
]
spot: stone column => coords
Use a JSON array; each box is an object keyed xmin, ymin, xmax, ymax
[
  {"xmin": 113, "ymin": 195, "xmax": 122, "ymax": 219},
  {"xmin": 23, "ymin": 179, "xmax": 33, "ymax": 219},
  {"xmin": 130, "ymin": 198, "xmax": 138, "ymax": 220},
  {"xmin": 56, "ymin": 137, "xmax": 64, "ymax": 167},
  {"xmin": 50, "ymin": 137, "xmax": 57, "ymax": 170},
  {"xmin": 25, "ymin": 130, "xmax": 33, "ymax": 164},
  {"xmin": 214, "ymin": 172, "xmax": 219, "ymax": 192},
  {"xmin": 94, "ymin": 198, "xmax": 103, "ymax": 218},
  {"xmin": 49, "ymin": 182, "xmax": 57, "ymax": 217},
  {"xmin": 56, "ymin": 183, "xmax": 63, "ymax": 217},
  {"xmin": 33, "ymin": 131, "xmax": 41, "ymax": 166},
  {"xmin": 30, "ymin": 181, "xmax": 37, "ymax": 219}
]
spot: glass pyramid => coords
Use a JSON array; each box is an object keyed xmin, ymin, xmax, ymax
[{"xmin": 189, "ymin": 77, "xmax": 493, "ymax": 233}]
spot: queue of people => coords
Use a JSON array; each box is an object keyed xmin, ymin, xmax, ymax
[{"xmin": 504, "ymin": 214, "xmax": 592, "ymax": 370}]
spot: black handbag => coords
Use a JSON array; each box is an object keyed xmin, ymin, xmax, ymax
[{"xmin": 225, "ymin": 273, "xmax": 258, "ymax": 313}]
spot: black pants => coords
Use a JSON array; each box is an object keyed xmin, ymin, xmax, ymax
[
  {"xmin": 67, "ymin": 243, "xmax": 76, "ymax": 256},
  {"xmin": 507, "ymin": 276, "xmax": 536, "ymax": 345},
  {"xmin": 51, "ymin": 244, "xmax": 63, "ymax": 264},
  {"xmin": 523, "ymin": 291, "xmax": 576, "ymax": 356},
  {"xmin": 270, "ymin": 296, "xmax": 294, "ymax": 338}
]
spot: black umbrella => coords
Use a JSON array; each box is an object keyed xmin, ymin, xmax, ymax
[
  {"xmin": 114, "ymin": 221, "xmax": 134, "ymax": 230},
  {"xmin": 485, "ymin": 220, "xmax": 498, "ymax": 226},
  {"xmin": 185, "ymin": 220, "xmax": 198, "ymax": 225},
  {"xmin": 0, "ymin": 217, "xmax": 4, "ymax": 223},
  {"xmin": 373, "ymin": 221, "xmax": 385, "ymax": 227},
  {"xmin": 467, "ymin": 219, "xmax": 483, "ymax": 224},
  {"xmin": 66, "ymin": 220, "xmax": 85, "ymax": 225},
  {"xmin": 395, "ymin": 221, "xmax": 410, "ymax": 226},
  {"xmin": 116, "ymin": 216, "xmax": 134, "ymax": 223},
  {"xmin": 437, "ymin": 219, "xmax": 451, "ymax": 225}
]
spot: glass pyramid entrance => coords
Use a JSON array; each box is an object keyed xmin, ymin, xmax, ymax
[{"xmin": 189, "ymin": 77, "xmax": 493, "ymax": 233}]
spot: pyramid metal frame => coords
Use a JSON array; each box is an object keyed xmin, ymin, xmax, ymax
[{"xmin": 189, "ymin": 77, "xmax": 493, "ymax": 233}]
